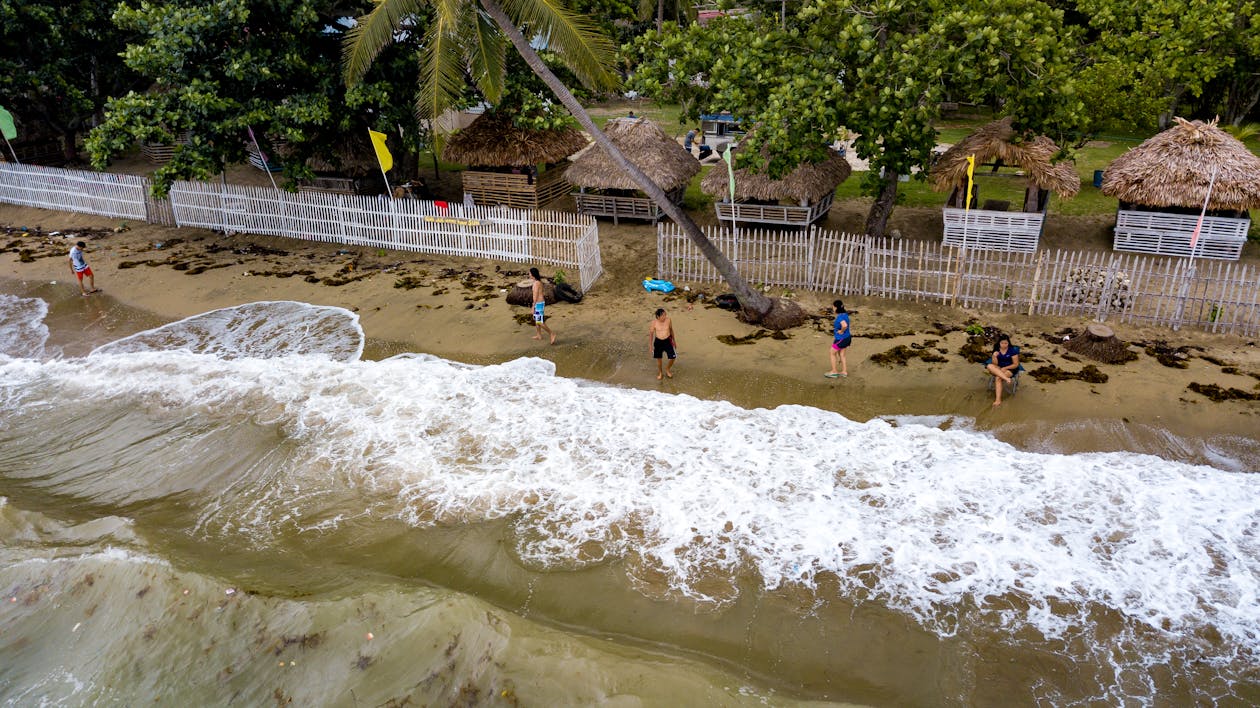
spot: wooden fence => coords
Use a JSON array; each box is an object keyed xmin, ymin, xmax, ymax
[
  {"xmin": 0, "ymin": 163, "xmax": 602, "ymax": 292},
  {"xmin": 169, "ymin": 181, "xmax": 603, "ymax": 292},
  {"xmin": 659, "ymin": 224, "xmax": 1260, "ymax": 336}
]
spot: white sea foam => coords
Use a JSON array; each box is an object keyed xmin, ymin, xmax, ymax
[
  {"xmin": 90, "ymin": 300, "xmax": 363, "ymax": 361},
  {"xmin": 4, "ymin": 301, "xmax": 1258, "ymax": 692},
  {"xmin": 0, "ymin": 293, "xmax": 49, "ymax": 359}
]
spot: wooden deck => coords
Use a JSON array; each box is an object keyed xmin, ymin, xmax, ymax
[
  {"xmin": 1113, "ymin": 209, "xmax": 1249, "ymax": 260},
  {"xmin": 713, "ymin": 192, "xmax": 833, "ymax": 226},
  {"xmin": 942, "ymin": 208, "xmax": 1045, "ymax": 253},
  {"xmin": 573, "ymin": 187, "xmax": 684, "ymax": 224},
  {"xmin": 462, "ymin": 165, "xmax": 570, "ymax": 209}
]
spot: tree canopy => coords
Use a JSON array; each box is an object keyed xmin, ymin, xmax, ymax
[
  {"xmin": 0, "ymin": 0, "xmax": 142, "ymax": 161},
  {"xmin": 86, "ymin": 0, "xmax": 425, "ymax": 195}
]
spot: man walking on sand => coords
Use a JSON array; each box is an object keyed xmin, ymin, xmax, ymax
[
  {"xmin": 68, "ymin": 241, "xmax": 99, "ymax": 296},
  {"xmin": 530, "ymin": 267, "xmax": 555, "ymax": 344},
  {"xmin": 649, "ymin": 307, "xmax": 676, "ymax": 379}
]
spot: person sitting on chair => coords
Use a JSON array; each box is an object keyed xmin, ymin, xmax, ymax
[{"xmin": 986, "ymin": 335, "xmax": 1021, "ymax": 407}]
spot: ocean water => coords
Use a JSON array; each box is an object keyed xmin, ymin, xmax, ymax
[{"xmin": 1, "ymin": 291, "xmax": 1258, "ymax": 706}]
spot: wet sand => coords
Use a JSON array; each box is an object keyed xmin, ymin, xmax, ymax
[{"xmin": 3, "ymin": 203, "xmax": 1259, "ymax": 465}]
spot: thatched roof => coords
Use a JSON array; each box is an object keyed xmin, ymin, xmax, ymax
[
  {"xmin": 929, "ymin": 117, "xmax": 1080, "ymax": 198},
  {"xmin": 1101, "ymin": 117, "xmax": 1260, "ymax": 210},
  {"xmin": 565, "ymin": 118, "xmax": 700, "ymax": 192},
  {"xmin": 441, "ymin": 113, "xmax": 588, "ymax": 167},
  {"xmin": 699, "ymin": 142, "xmax": 851, "ymax": 202}
]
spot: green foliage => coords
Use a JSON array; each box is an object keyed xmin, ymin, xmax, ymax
[
  {"xmin": 0, "ymin": 1, "xmax": 141, "ymax": 155},
  {"xmin": 552, "ymin": 269, "xmax": 567, "ymax": 285},
  {"xmin": 1076, "ymin": 0, "xmax": 1260, "ymax": 126},
  {"xmin": 628, "ymin": 0, "xmax": 1084, "ymax": 230},
  {"xmin": 87, "ymin": 0, "xmax": 424, "ymax": 196}
]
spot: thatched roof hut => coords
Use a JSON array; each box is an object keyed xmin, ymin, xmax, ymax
[
  {"xmin": 441, "ymin": 112, "xmax": 588, "ymax": 168},
  {"xmin": 700, "ymin": 145, "xmax": 850, "ymax": 203},
  {"xmin": 929, "ymin": 117, "xmax": 1080, "ymax": 198},
  {"xmin": 566, "ymin": 117, "xmax": 699, "ymax": 192},
  {"xmin": 1101, "ymin": 117, "xmax": 1260, "ymax": 211}
]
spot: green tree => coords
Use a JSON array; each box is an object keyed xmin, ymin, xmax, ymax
[
  {"xmin": 86, "ymin": 0, "xmax": 423, "ymax": 195},
  {"xmin": 0, "ymin": 0, "xmax": 142, "ymax": 162},
  {"xmin": 1076, "ymin": 0, "xmax": 1259, "ymax": 127},
  {"xmin": 344, "ymin": 0, "xmax": 786, "ymax": 322}
]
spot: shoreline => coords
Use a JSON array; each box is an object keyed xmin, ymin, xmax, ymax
[{"xmin": 4, "ymin": 204, "xmax": 1259, "ymax": 467}]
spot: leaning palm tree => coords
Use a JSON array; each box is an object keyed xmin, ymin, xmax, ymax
[{"xmin": 343, "ymin": 0, "xmax": 789, "ymax": 324}]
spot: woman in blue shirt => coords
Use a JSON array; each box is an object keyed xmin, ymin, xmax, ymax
[
  {"xmin": 986, "ymin": 335, "xmax": 1021, "ymax": 406},
  {"xmin": 826, "ymin": 300, "xmax": 851, "ymax": 378}
]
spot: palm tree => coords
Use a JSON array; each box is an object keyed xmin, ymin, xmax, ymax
[{"xmin": 343, "ymin": 0, "xmax": 781, "ymax": 323}]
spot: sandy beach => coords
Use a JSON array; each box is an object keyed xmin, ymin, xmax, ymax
[{"xmin": 3, "ymin": 202, "xmax": 1259, "ymax": 462}]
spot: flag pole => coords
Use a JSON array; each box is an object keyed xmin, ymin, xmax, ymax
[
  {"xmin": 2, "ymin": 135, "xmax": 19, "ymax": 164},
  {"xmin": 247, "ymin": 126, "xmax": 281, "ymax": 193},
  {"xmin": 951, "ymin": 154, "xmax": 976, "ymax": 307},
  {"xmin": 1173, "ymin": 164, "xmax": 1218, "ymax": 330}
]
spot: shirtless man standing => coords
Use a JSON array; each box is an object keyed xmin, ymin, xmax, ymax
[
  {"xmin": 649, "ymin": 308, "xmax": 676, "ymax": 379},
  {"xmin": 529, "ymin": 267, "xmax": 555, "ymax": 344}
]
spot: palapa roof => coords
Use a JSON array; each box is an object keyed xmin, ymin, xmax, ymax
[
  {"xmin": 441, "ymin": 112, "xmax": 588, "ymax": 168},
  {"xmin": 565, "ymin": 118, "xmax": 700, "ymax": 192},
  {"xmin": 1101, "ymin": 117, "xmax": 1260, "ymax": 210},
  {"xmin": 699, "ymin": 140, "xmax": 851, "ymax": 202},
  {"xmin": 929, "ymin": 117, "xmax": 1080, "ymax": 198}
]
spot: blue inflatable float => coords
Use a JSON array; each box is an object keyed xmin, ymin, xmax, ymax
[{"xmin": 642, "ymin": 278, "xmax": 676, "ymax": 293}]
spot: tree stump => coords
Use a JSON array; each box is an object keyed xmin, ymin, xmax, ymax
[
  {"xmin": 1063, "ymin": 323, "xmax": 1137, "ymax": 364},
  {"xmin": 506, "ymin": 280, "xmax": 556, "ymax": 307}
]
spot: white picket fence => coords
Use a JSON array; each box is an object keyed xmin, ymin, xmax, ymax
[
  {"xmin": 659, "ymin": 224, "xmax": 1260, "ymax": 336},
  {"xmin": 168, "ymin": 181, "xmax": 602, "ymax": 292},
  {"xmin": 0, "ymin": 163, "xmax": 602, "ymax": 292},
  {"xmin": 0, "ymin": 162, "xmax": 151, "ymax": 221}
]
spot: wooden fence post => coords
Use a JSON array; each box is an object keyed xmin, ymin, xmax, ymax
[
  {"xmin": 1096, "ymin": 256, "xmax": 1117, "ymax": 322},
  {"xmin": 1027, "ymin": 250, "xmax": 1045, "ymax": 316},
  {"xmin": 862, "ymin": 235, "xmax": 871, "ymax": 296}
]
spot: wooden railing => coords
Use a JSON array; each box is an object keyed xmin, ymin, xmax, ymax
[
  {"xmin": 462, "ymin": 165, "xmax": 570, "ymax": 209},
  {"xmin": 1114, "ymin": 210, "xmax": 1249, "ymax": 260},
  {"xmin": 942, "ymin": 208, "xmax": 1045, "ymax": 253},
  {"xmin": 713, "ymin": 192, "xmax": 833, "ymax": 226}
]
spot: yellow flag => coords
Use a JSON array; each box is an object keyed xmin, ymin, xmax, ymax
[
  {"xmin": 964, "ymin": 154, "xmax": 975, "ymax": 211},
  {"xmin": 369, "ymin": 129, "xmax": 393, "ymax": 173}
]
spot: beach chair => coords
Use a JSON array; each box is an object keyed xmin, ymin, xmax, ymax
[{"xmin": 985, "ymin": 363, "xmax": 1023, "ymax": 393}]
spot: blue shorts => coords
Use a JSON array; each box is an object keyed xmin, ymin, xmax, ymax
[
  {"xmin": 533, "ymin": 302, "xmax": 545, "ymax": 323},
  {"xmin": 832, "ymin": 335, "xmax": 852, "ymax": 350}
]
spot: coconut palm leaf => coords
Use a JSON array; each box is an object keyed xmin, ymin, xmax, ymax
[
  {"xmin": 499, "ymin": 0, "xmax": 617, "ymax": 92},
  {"xmin": 416, "ymin": 15, "xmax": 470, "ymax": 119},
  {"xmin": 462, "ymin": 9, "xmax": 507, "ymax": 104}
]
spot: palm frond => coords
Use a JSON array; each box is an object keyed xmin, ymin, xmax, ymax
[
  {"xmin": 499, "ymin": 0, "xmax": 619, "ymax": 92},
  {"xmin": 343, "ymin": 0, "xmax": 426, "ymax": 88},
  {"xmin": 416, "ymin": 16, "xmax": 469, "ymax": 120},
  {"xmin": 464, "ymin": 8, "xmax": 507, "ymax": 104}
]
